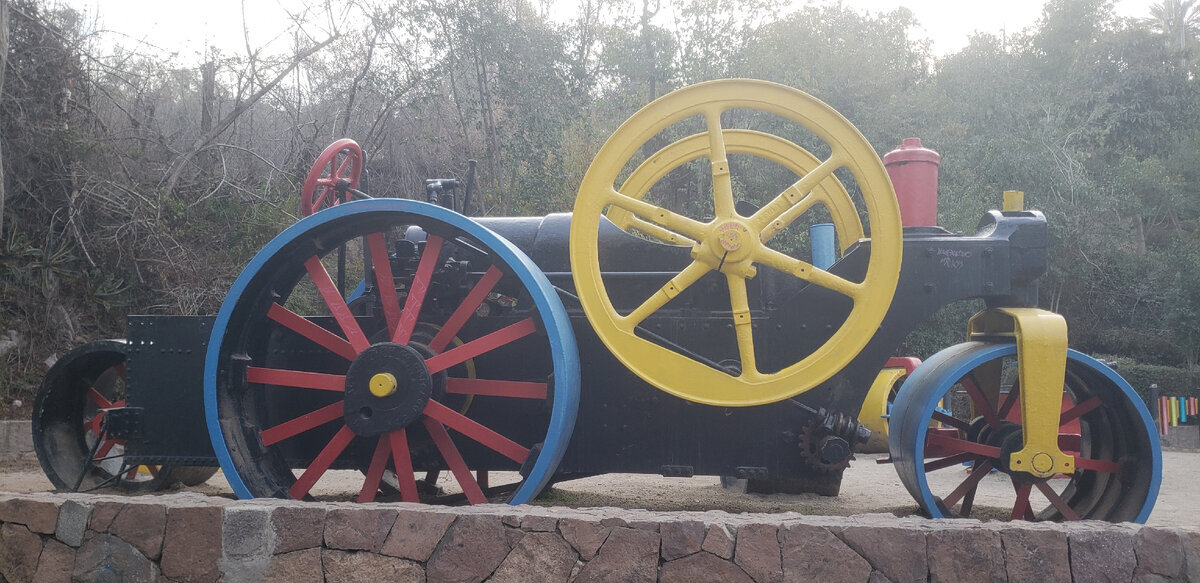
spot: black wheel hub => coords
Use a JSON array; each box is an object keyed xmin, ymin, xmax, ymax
[{"xmin": 344, "ymin": 342, "xmax": 432, "ymax": 437}]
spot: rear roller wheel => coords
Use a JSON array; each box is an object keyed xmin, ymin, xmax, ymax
[
  {"xmin": 205, "ymin": 199, "xmax": 580, "ymax": 504},
  {"xmin": 33, "ymin": 340, "xmax": 217, "ymax": 491},
  {"xmin": 889, "ymin": 342, "xmax": 1160, "ymax": 522}
]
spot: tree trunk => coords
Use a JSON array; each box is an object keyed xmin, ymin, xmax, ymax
[{"xmin": 0, "ymin": 0, "xmax": 9, "ymax": 241}]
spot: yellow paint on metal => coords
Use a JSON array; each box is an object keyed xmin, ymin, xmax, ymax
[
  {"xmin": 1003, "ymin": 190, "xmax": 1025, "ymax": 212},
  {"xmin": 967, "ymin": 308, "xmax": 1074, "ymax": 478},
  {"xmin": 369, "ymin": 372, "xmax": 397, "ymax": 397},
  {"xmin": 858, "ymin": 366, "xmax": 908, "ymax": 452},
  {"xmin": 570, "ymin": 79, "xmax": 903, "ymax": 406}
]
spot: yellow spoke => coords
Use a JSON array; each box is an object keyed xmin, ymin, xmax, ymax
[
  {"xmin": 755, "ymin": 247, "xmax": 861, "ymax": 299},
  {"xmin": 726, "ymin": 273, "xmax": 760, "ymax": 380},
  {"xmin": 705, "ymin": 110, "xmax": 735, "ymax": 219},
  {"xmin": 624, "ymin": 215, "xmax": 696, "ymax": 246},
  {"xmin": 758, "ymin": 190, "xmax": 823, "ymax": 244},
  {"xmin": 618, "ymin": 261, "xmax": 712, "ymax": 330},
  {"xmin": 748, "ymin": 153, "xmax": 846, "ymax": 233},
  {"xmin": 604, "ymin": 188, "xmax": 710, "ymax": 241}
]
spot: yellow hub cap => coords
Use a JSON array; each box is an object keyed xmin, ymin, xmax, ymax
[
  {"xmin": 369, "ymin": 372, "xmax": 397, "ymax": 397},
  {"xmin": 570, "ymin": 79, "xmax": 902, "ymax": 407}
]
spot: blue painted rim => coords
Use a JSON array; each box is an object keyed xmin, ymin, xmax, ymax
[
  {"xmin": 897, "ymin": 342, "xmax": 1161, "ymax": 523},
  {"xmin": 204, "ymin": 199, "xmax": 580, "ymax": 504}
]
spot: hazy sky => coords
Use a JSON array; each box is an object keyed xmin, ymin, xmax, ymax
[{"xmin": 64, "ymin": 0, "xmax": 1155, "ymax": 60}]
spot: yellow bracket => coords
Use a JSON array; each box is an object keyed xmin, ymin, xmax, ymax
[{"xmin": 967, "ymin": 308, "xmax": 1074, "ymax": 478}]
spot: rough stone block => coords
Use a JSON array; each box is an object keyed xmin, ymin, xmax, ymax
[
  {"xmin": 33, "ymin": 538, "xmax": 74, "ymax": 583},
  {"xmin": 161, "ymin": 505, "xmax": 222, "ymax": 582},
  {"xmin": 54, "ymin": 499, "xmax": 91, "ymax": 547},
  {"xmin": 572, "ymin": 527, "xmax": 659, "ymax": 583},
  {"xmin": 224, "ymin": 506, "xmax": 274, "ymax": 559},
  {"xmin": 87, "ymin": 501, "xmax": 124, "ymax": 533},
  {"xmin": 1069, "ymin": 527, "xmax": 1137, "ymax": 583},
  {"xmin": 702, "ymin": 523, "xmax": 735, "ymax": 560},
  {"xmin": 780, "ymin": 523, "xmax": 871, "ymax": 583},
  {"xmin": 926, "ymin": 527, "xmax": 1004, "ymax": 583},
  {"xmin": 73, "ymin": 532, "xmax": 158, "ymax": 583},
  {"xmin": 426, "ymin": 515, "xmax": 511, "ymax": 583},
  {"xmin": 834, "ymin": 525, "xmax": 926, "ymax": 583},
  {"xmin": 521, "ymin": 514, "xmax": 558, "ymax": 532},
  {"xmin": 1000, "ymin": 527, "xmax": 1071, "ymax": 583},
  {"xmin": 490, "ymin": 532, "xmax": 578, "ymax": 583},
  {"xmin": 380, "ymin": 510, "xmax": 456, "ymax": 562},
  {"xmin": 734, "ymin": 523, "xmax": 782, "ymax": 583},
  {"xmin": 272, "ymin": 504, "xmax": 326, "ymax": 554},
  {"xmin": 559, "ymin": 518, "xmax": 611, "ymax": 561},
  {"xmin": 1, "ymin": 523, "xmax": 44, "ymax": 583},
  {"xmin": 0, "ymin": 497, "xmax": 61, "ymax": 534},
  {"xmin": 322, "ymin": 550, "xmax": 425, "ymax": 583},
  {"xmin": 1133, "ymin": 527, "xmax": 1187, "ymax": 582},
  {"xmin": 110, "ymin": 503, "xmax": 167, "ymax": 560},
  {"xmin": 324, "ymin": 507, "xmax": 398, "ymax": 552},
  {"xmin": 662, "ymin": 551, "xmax": 755, "ymax": 583},
  {"xmin": 1185, "ymin": 529, "xmax": 1200, "ymax": 582},
  {"xmin": 661, "ymin": 520, "xmax": 706, "ymax": 561},
  {"xmin": 260, "ymin": 548, "xmax": 324, "ymax": 583}
]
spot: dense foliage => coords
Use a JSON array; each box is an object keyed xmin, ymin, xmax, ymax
[{"xmin": 2, "ymin": 0, "xmax": 1199, "ymax": 404}]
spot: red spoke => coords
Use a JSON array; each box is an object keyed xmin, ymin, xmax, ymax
[
  {"xmin": 426, "ymin": 318, "xmax": 537, "ymax": 374},
  {"xmin": 961, "ymin": 375, "xmax": 1003, "ymax": 428},
  {"xmin": 112, "ymin": 399, "xmax": 126, "ymax": 407},
  {"xmin": 305, "ymin": 256, "xmax": 371, "ymax": 354},
  {"xmin": 960, "ymin": 483, "xmax": 977, "ymax": 517},
  {"xmin": 931, "ymin": 411, "xmax": 971, "ymax": 431},
  {"xmin": 423, "ymin": 400, "xmax": 529, "ymax": 463},
  {"xmin": 422, "ymin": 418, "xmax": 487, "ymax": 504},
  {"xmin": 268, "ymin": 303, "xmax": 357, "ymax": 361},
  {"xmin": 289, "ymin": 424, "xmax": 355, "ymax": 500},
  {"xmin": 1035, "ymin": 481, "xmax": 1080, "ymax": 520},
  {"xmin": 923, "ymin": 451, "xmax": 975, "ymax": 473},
  {"xmin": 358, "ymin": 435, "xmax": 392, "ymax": 503},
  {"xmin": 87, "ymin": 388, "xmax": 113, "ymax": 409},
  {"xmin": 393, "ymin": 235, "xmax": 445, "ymax": 346},
  {"xmin": 147, "ymin": 465, "xmax": 159, "ymax": 477},
  {"xmin": 334, "ymin": 155, "xmax": 352, "ymax": 179},
  {"xmin": 260, "ymin": 401, "xmax": 344, "ymax": 447},
  {"xmin": 1011, "ymin": 481, "xmax": 1034, "ymax": 520},
  {"xmin": 85, "ymin": 414, "xmax": 103, "ymax": 437},
  {"xmin": 367, "ymin": 233, "xmax": 403, "ymax": 338},
  {"xmin": 477, "ymin": 470, "xmax": 489, "ymax": 489},
  {"xmin": 445, "ymin": 378, "xmax": 548, "ymax": 400},
  {"xmin": 313, "ymin": 187, "xmax": 332, "ymax": 208},
  {"xmin": 388, "ymin": 430, "xmax": 420, "ymax": 503},
  {"xmin": 1060, "ymin": 397, "xmax": 1101, "ymax": 427},
  {"xmin": 943, "ymin": 458, "xmax": 994, "ymax": 508},
  {"xmin": 998, "ymin": 381, "xmax": 1021, "ymax": 418},
  {"xmin": 1074, "ymin": 456, "xmax": 1121, "ymax": 473},
  {"xmin": 246, "ymin": 367, "xmax": 346, "ymax": 392},
  {"xmin": 926, "ymin": 433, "xmax": 1003, "ymax": 460},
  {"xmin": 430, "ymin": 266, "xmax": 503, "ymax": 353},
  {"xmin": 95, "ymin": 439, "xmax": 118, "ymax": 460},
  {"xmin": 125, "ymin": 467, "xmax": 139, "ymax": 480}
]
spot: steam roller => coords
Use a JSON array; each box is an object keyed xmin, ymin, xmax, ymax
[{"xmin": 31, "ymin": 79, "xmax": 1160, "ymax": 522}]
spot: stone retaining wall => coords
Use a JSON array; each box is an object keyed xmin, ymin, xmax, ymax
[
  {"xmin": 1, "ymin": 492, "xmax": 1197, "ymax": 582},
  {"xmin": 0, "ymin": 421, "xmax": 34, "ymax": 463}
]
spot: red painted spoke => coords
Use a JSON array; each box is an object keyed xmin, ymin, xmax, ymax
[
  {"xmin": 445, "ymin": 378, "xmax": 548, "ymax": 400},
  {"xmin": 305, "ymin": 256, "xmax": 371, "ymax": 354},
  {"xmin": 430, "ymin": 266, "xmax": 503, "ymax": 353},
  {"xmin": 477, "ymin": 470, "xmax": 489, "ymax": 489},
  {"xmin": 85, "ymin": 414, "xmax": 104, "ymax": 437},
  {"xmin": 1011, "ymin": 481, "xmax": 1034, "ymax": 520},
  {"xmin": 426, "ymin": 318, "xmax": 537, "ymax": 374},
  {"xmin": 125, "ymin": 467, "xmax": 139, "ymax": 480},
  {"xmin": 388, "ymin": 430, "xmax": 420, "ymax": 503},
  {"xmin": 927, "ymin": 432, "xmax": 1003, "ymax": 460},
  {"xmin": 113, "ymin": 399, "xmax": 126, "ymax": 407},
  {"xmin": 334, "ymin": 155, "xmax": 352, "ymax": 179},
  {"xmin": 246, "ymin": 367, "xmax": 346, "ymax": 392},
  {"xmin": 1074, "ymin": 456, "xmax": 1122, "ymax": 473},
  {"xmin": 87, "ymin": 388, "xmax": 113, "ymax": 409},
  {"xmin": 268, "ymin": 303, "xmax": 357, "ymax": 361},
  {"xmin": 358, "ymin": 435, "xmax": 392, "ymax": 503},
  {"xmin": 313, "ymin": 187, "xmax": 332, "ymax": 208},
  {"xmin": 393, "ymin": 235, "xmax": 445, "ymax": 346},
  {"xmin": 423, "ymin": 400, "xmax": 529, "ymax": 463},
  {"xmin": 1059, "ymin": 397, "xmax": 1101, "ymax": 427},
  {"xmin": 367, "ymin": 233, "xmax": 403, "ymax": 338},
  {"xmin": 943, "ymin": 458, "xmax": 994, "ymax": 508},
  {"xmin": 960, "ymin": 483, "xmax": 977, "ymax": 517},
  {"xmin": 924, "ymin": 451, "xmax": 975, "ymax": 473},
  {"xmin": 422, "ymin": 418, "xmax": 488, "ymax": 504},
  {"xmin": 95, "ymin": 439, "xmax": 118, "ymax": 460},
  {"xmin": 961, "ymin": 375, "xmax": 1003, "ymax": 428},
  {"xmin": 260, "ymin": 401, "xmax": 344, "ymax": 447},
  {"xmin": 931, "ymin": 411, "xmax": 971, "ymax": 431},
  {"xmin": 147, "ymin": 465, "xmax": 159, "ymax": 477},
  {"xmin": 289, "ymin": 424, "xmax": 356, "ymax": 500},
  {"xmin": 998, "ymin": 381, "xmax": 1021, "ymax": 418},
  {"xmin": 1035, "ymin": 481, "xmax": 1080, "ymax": 520}
]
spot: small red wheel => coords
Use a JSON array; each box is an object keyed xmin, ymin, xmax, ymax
[{"xmin": 301, "ymin": 139, "xmax": 363, "ymax": 217}]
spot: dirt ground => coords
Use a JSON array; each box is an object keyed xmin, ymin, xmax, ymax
[{"xmin": 2, "ymin": 450, "xmax": 1195, "ymax": 526}]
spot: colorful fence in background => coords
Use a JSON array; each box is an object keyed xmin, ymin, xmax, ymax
[{"xmin": 1159, "ymin": 396, "xmax": 1199, "ymax": 435}]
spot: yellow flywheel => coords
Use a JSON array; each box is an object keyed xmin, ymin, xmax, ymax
[{"xmin": 569, "ymin": 79, "xmax": 903, "ymax": 406}]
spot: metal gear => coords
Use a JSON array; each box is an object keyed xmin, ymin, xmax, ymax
[{"xmin": 797, "ymin": 419, "xmax": 853, "ymax": 473}]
